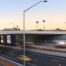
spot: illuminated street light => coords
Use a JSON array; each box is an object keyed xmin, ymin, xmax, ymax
[{"xmin": 23, "ymin": 0, "xmax": 47, "ymax": 65}]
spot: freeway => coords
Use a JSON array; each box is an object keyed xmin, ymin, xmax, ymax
[
  {"xmin": 26, "ymin": 48, "xmax": 66, "ymax": 66},
  {"xmin": 0, "ymin": 45, "xmax": 66, "ymax": 66}
]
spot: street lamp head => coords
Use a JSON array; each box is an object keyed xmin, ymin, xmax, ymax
[
  {"xmin": 36, "ymin": 21, "xmax": 39, "ymax": 23},
  {"xmin": 43, "ymin": 20, "xmax": 45, "ymax": 22},
  {"xmin": 43, "ymin": 0, "xmax": 47, "ymax": 2}
]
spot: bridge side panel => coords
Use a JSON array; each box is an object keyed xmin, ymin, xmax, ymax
[
  {"xmin": 3, "ymin": 35, "xmax": 7, "ymax": 44},
  {"xmin": 11, "ymin": 35, "xmax": 16, "ymax": 46}
]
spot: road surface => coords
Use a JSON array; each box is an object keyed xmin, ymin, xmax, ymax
[{"xmin": 0, "ymin": 45, "xmax": 66, "ymax": 66}]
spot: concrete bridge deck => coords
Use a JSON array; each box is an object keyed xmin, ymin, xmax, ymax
[{"xmin": 0, "ymin": 30, "xmax": 66, "ymax": 35}]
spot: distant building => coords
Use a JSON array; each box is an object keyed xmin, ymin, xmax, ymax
[{"xmin": 3, "ymin": 27, "xmax": 20, "ymax": 31}]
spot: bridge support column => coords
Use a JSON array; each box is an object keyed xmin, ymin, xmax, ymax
[
  {"xmin": 3, "ymin": 35, "xmax": 7, "ymax": 44},
  {"xmin": 0, "ymin": 36, "xmax": 1, "ymax": 44},
  {"xmin": 11, "ymin": 35, "xmax": 16, "ymax": 46}
]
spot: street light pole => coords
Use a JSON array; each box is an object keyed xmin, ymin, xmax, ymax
[
  {"xmin": 23, "ymin": 11, "xmax": 26, "ymax": 66},
  {"xmin": 43, "ymin": 20, "xmax": 45, "ymax": 30},
  {"xmin": 23, "ymin": 0, "xmax": 47, "ymax": 66},
  {"xmin": 36, "ymin": 21, "xmax": 39, "ymax": 30}
]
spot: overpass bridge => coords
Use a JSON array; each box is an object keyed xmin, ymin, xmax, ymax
[
  {"xmin": 0, "ymin": 30, "xmax": 66, "ymax": 66},
  {"xmin": 0, "ymin": 30, "xmax": 66, "ymax": 46}
]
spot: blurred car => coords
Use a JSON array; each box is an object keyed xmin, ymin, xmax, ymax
[
  {"xmin": 17, "ymin": 55, "xmax": 32, "ymax": 62},
  {"xmin": 52, "ymin": 40, "xmax": 66, "ymax": 46}
]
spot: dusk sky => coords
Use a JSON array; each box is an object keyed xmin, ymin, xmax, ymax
[{"xmin": 0, "ymin": 0, "xmax": 66, "ymax": 30}]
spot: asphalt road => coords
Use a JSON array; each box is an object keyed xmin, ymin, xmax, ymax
[
  {"xmin": 0, "ymin": 46, "xmax": 66, "ymax": 66},
  {"xmin": 26, "ymin": 49, "xmax": 66, "ymax": 66}
]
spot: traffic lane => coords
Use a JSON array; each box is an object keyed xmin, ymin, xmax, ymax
[
  {"xmin": 26, "ymin": 50, "xmax": 66, "ymax": 66},
  {"xmin": 0, "ymin": 45, "xmax": 66, "ymax": 66},
  {"xmin": 1, "ymin": 48, "xmax": 66, "ymax": 66},
  {"xmin": 1, "ymin": 50, "xmax": 66, "ymax": 66}
]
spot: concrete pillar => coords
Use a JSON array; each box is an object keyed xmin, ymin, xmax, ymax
[
  {"xmin": 3, "ymin": 35, "xmax": 7, "ymax": 44},
  {"xmin": 11, "ymin": 35, "xmax": 16, "ymax": 46},
  {"xmin": 0, "ymin": 36, "xmax": 1, "ymax": 44}
]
